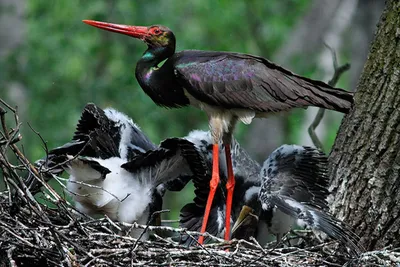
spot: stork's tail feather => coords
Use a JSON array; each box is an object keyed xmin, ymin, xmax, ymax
[{"xmin": 308, "ymin": 85, "xmax": 354, "ymax": 113}]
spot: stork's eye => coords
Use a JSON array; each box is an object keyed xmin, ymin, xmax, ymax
[{"xmin": 152, "ymin": 28, "xmax": 162, "ymax": 35}]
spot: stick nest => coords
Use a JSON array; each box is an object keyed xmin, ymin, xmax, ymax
[{"xmin": 1, "ymin": 99, "xmax": 400, "ymax": 267}]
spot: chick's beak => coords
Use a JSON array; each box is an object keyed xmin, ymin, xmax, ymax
[{"xmin": 231, "ymin": 205, "xmax": 259, "ymax": 239}]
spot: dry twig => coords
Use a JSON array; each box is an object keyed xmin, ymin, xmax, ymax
[{"xmin": 308, "ymin": 47, "xmax": 351, "ymax": 151}]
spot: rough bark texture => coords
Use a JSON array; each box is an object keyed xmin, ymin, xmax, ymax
[{"xmin": 328, "ymin": 0, "xmax": 400, "ymax": 251}]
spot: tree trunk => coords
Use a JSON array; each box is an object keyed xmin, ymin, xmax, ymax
[{"xmin": 328, "ymin": 0, "xmax": 400, "ymax": 251}]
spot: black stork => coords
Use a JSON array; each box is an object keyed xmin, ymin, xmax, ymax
[
  {"xmin": 35, "ymin": 103, "xmax": 206, "ymax": 238},
  {"xmin": 82, "ymin": 20, "xmax": 354, "ymax": 244}
]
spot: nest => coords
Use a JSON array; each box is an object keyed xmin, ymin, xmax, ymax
[{"xmin": 1, "ymin": 99, "xmax": 400, "ymax": 267}]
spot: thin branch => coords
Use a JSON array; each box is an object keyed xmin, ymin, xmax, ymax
[{"xmin": 308, "ymin": 46, "xmax": 351, "ymax": 151}]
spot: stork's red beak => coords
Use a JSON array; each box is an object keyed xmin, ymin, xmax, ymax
[{"xmin": 83, "ymin": 20, "xmax": 149, "ymax": 40}]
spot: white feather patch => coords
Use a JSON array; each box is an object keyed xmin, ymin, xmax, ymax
[
  {"xmin": 244, "ymin": 186, "xmax": 260, "ymax": 202},
  {"xmin": 104, "ymin": 108, "xmax": 142, "ymax": 160},
  {"xmin": 232, "ymin": 109, "xmax": 255, "ymax": 125},
  {"xmin": 66, "ymin": 156, "xmax": 153, "ymax": 223}
]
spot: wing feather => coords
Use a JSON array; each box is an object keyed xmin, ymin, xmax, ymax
[
  {"xmin": 173, "ymin": 51, "xmax": 353, "ymax": 113},
  {"xmin": 121, "ymin": 138, "xmax": 207, "ymax": 187},
  {"xmin": 260, "ymin": 144, "xmax": 329, "ymax": 209},
  {"xmin": 30, "ymin": 103, "xmax": 156, "ymax": 192},
  {"xmin": 259, "ymin": 195, "xmax": 363, "ymax": 256}
]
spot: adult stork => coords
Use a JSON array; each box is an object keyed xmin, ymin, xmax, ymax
[
  {"xmin": 82, "ymin": 20, "xmax": 354, "ymax": 243},
  {"xmin": 36, "ymin": 103, "xmax": 206, "ymax": 238}
]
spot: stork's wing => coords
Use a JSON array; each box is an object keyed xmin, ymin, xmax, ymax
[
  {"xmin": 63, "ymin": 103, "xmax": 120, "ymax": 159},
  {"xmin": 30, "ymin": 103, "xmax": 155, "ymax": 192},
  {"xmin": 47, "ymin": 103, "xmax": 155, "ymax": 161},
  {"xmin": 260, "ymin": 144, "xmax": 329, "ymax": 209},
  {"xmin": 121, "ymin": 138, "xmax": 207, "ymax": 187},
  {"xmin": 173, "ymin": 51, "xmax": 353, "ymax": 113},
  {"xmin": 259, "ymin": 194, "xmax": 363, "ymax": 256},
  {"xmin": 102, "ymin": 107, "xmax": 156, "ymax": 157}
]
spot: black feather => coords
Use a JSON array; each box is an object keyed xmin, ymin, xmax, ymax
[
  {"xmin": 179, "ymin": 203, "xmax": 224, "ymax": 246},
  {"xmin": 30, "ymin": 103, "xmax": 156, "ymax": 193},
  {"xmin": 172, "ymin": 50, "xmax": 353, "ymax": 113},
  {"xmin": 261, "ymin": 144, "xmax": 329, "ymax": 209},
  {"xmin": 121, "ymin": 138, "xmax": 207, "ymax": 187}
]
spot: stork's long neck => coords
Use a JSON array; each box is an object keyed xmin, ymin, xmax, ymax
[
  {"xmin": 135, "ymin": 46, "xmax": 189, "ymax": 108},
  {"xmin": 135, "ymin": 46, "xmax": 173, "ymax": 88},
  {"xmin": 138, "ymin": 47, "xmax": 171, "ymax": 69}
]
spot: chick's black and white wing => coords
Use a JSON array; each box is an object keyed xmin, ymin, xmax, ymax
[
  {"xmin": 260, "ymin": 194, "xmax": 362, "ymax": 255},
  {"xmin": 179, "ymin": 130, "xmax": 262, "ymax": 245},
  {"xmin": 258, "ymin": 144, "xmax": 362, "ymax": 255},
  {"xmin": 261, "ymin": 144, "xmax": 329, "ymax": 209},
  {"xmin": 121, "ymin": 137, "xmax": 207, "ymax": 188},
  {"xmin": 178, "ymin": 130, "xmax": 225, "ymax": 245},
  {"xmin": 32, "ymin": 104, "xmax": 156, "ymax": 181}
]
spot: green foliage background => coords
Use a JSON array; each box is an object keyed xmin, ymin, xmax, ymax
[{"xmin": 1, "ymin": 0, "xmax": 350, "ymax": 220}]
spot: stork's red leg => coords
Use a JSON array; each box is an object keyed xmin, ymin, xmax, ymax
[
  {"xmin": 198, "ymin": 144, "xmax": 220, "ymax": 244},
  {"xmin": 224, "ymin": 144, "xmax": 235, "ymax": 241}
]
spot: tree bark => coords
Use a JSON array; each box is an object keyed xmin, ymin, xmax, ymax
[{"xmin": 328, "ymin": 0, "xmax": 400, "ymax": 251}]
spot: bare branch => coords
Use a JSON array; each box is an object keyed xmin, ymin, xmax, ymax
[{"xmin": 308, "ymin": 47, "xmax": 351, "ymax": 151}]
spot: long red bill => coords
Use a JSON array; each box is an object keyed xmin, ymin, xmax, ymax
[{"xmin": 82, "ymin": 20, "xmax": 149, "ymax": 39}]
